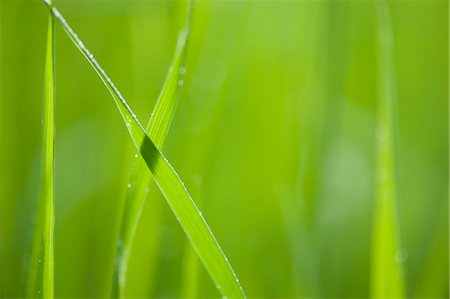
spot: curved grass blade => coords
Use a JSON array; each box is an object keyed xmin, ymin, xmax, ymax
[
  {"xmin": 46, "ymin": 4, "xmax": 246, "ymax": 298},
  {"xmin": 371, "ymin": 1, "xmax": 405, "ymax": 297},
  {"xmin": 112, "ymin": 4, "xmax": 192, "ymax": 298},
  {"xmin": 27, "ymin": 1, "xmax": 55, "ymax": 298}
]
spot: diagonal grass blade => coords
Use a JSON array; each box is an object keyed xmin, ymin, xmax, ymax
[
  {"xmin": 45, "ymin": 3, "xmax": 246, "ymax": 298},
  {"xmin": 112, "ymin": 4, "xmax": 191, "ymax": 298}
]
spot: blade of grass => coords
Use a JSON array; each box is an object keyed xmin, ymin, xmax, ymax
[
  {"xmin": 112, "ymin": 3, "xmax": 191, "ymax": 298},
  {"xmin": 371, "ymin": 1, "xmax": 405, "ymax": 297},
  {"xmin": 181, "ymin": 180, "xmax": 203, "ymax": 298},
  {"xmin": 27, "ymin": 1, "xmax": 55, "ymax": 298},
  {"xmin": 181, "ymin": 241, "xmax": 200, "ymax": 297},
  {"xmin": 46, "ymin": 3, "xmax": 245, "ymax": 298}
]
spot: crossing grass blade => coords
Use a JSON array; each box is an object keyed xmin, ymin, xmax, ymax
[
  {"xmin": 46, "ymin": 3, "xmax": 246, "ymax": 298},
  {"xmin": 27, "ymin": 1, "xmax": 55, "ymax": 298},
  {"xmin": 371, "ymin": 1, "xmax": 405, "ymax": 297},
  {"xmin": 111, "ymin": 4, "xmax": 191, "ymax": 298}
]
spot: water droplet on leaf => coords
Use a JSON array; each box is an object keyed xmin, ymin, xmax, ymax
[{"xmin": 395, "ymin": 248, "xmax": 408, "ymax": 263}]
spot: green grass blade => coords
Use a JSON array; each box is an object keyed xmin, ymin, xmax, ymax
[
  {"xmin": 181, "ymin": 237, "xmax": 200, "ymax": 297},
  {"xmin": 112, "ymin": 5, "xmax": 191, "ymax": 298},
  {"xmin": 27, "ymin": 2, "xmax": 55, "ymax": 298},
  {"xmin": 371, "ymin": 1, "xmax": 405, "ymax": 297},
  {"xmin": 181, "ymin": 183, "xmax": 202, "ymax": 298},
  {"xmin": 47, "ymin": 4, "xmax": 245, "ymax": 298}
]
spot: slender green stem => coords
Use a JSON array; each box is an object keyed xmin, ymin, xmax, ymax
[
  {"xmin": 371, "ymin": 1, "xmax": 405, "ymax": 297},
  {"xmin": 28, "ymin": 1, "xmax": 55, "ymax": 298}
]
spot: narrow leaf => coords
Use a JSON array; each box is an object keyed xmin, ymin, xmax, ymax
[
  {"xmin": 112, "ymin": 5, "xmax": 191, "ymax": 298},
  {"xmin": 371, "ymin": 1, "xmax": 405, "ymax": 297},
  {"xmin": 47, "ymin": 4, "xmax": 246, "ymax": 298},
  {"xmin": 28, "ymin": 1, "xmax": 55, "ymax": 298}
]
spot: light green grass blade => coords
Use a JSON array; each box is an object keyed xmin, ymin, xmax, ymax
[
  {"xmin": 27, "ymin": 2, "xmax": 55, "ymax": 298},
  {"xmin": 181, "ymin": 234, "xmax": 200, "ymax": 297},
  {"xmin": 47, "ymin": 4, "xmax": 245, "ymax": 298},
  {"xmin": 371, "ymin": 1, "xmax": 405, "ymax": 297},
  {"xmin": 112, "ymin": 4, "xmax": 191, "ymax": 298}
]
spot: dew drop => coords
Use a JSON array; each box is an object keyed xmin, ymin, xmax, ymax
[
  {"xmin": 145, "ymin": 187, "xmax": 150, "ymax": 193},
  {"xmin": 169, "ymin": 66, "xmax": 174, "ymax": 72},
  {"xmin": 179, "ymin": 67, "xmax": 187, "ymax": 75},
  {"xmin": 127, "ymin": 183, "xmax": 132, "ymax": 189},
  {"xmin": 178, "ymin": 79, "xmax": 184, "ymax": 86},
  {"xmin": 395, "ymin": 248, "xmax": 408, "ymax": 263},
  {"xmin": 134, "ymin": 154, "xmax": 138, "ymax": 158}
]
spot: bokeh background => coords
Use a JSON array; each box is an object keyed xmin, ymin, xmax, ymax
[{"xmin": 1, "ymin": 0, "xmax": 448, "ymax": 298}]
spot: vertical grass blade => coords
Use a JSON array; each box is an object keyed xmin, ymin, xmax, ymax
[
  {"xmin": 47, "ymin": 4, "xmax": 245, "ymax": 298},
  {"xmin": 112, "ymin": 4, "xmax": 191, "ymax": 298},
  {"xmin": 371, "ymin": 1, "xmax": 405, "ymax": 297},
  {"xmin": 27, "ymin": 1, "xmax": 55, "ymax": 298},
  {"xmin": 181, "ymin": 243, "xmax": 200, "ymax": 297}
]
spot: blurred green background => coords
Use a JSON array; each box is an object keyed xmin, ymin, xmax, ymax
[{"xmin": 0, "ymin": 0, "xmax": 448, "ymax": 298}]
